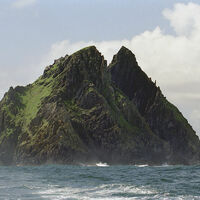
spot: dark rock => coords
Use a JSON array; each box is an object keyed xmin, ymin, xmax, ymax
[{"xmin": 109, "ymin": 46, "xmax": 200, "ymax": 164}]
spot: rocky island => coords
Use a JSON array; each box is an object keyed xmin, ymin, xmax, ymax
[{"xmin": 0, "ymin": 46, "xmax": 199, "ymax": 165}]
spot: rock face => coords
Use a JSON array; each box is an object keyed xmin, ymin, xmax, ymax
[{"xmin": 0, "ymin": 46, "xmax": 199, "ymax": 165}]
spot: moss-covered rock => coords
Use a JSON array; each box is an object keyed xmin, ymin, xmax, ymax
[{"xmin": 0, "ymin": 46, "xmax": 199, "ymax": 165}]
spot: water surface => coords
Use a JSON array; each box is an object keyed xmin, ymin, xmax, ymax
[{"xmin": 0, "ymin": 164, "xmax": 200, "ymax": 199}]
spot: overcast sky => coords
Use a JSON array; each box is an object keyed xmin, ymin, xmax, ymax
[{"xmin": 1, "ymin": 0, "xmax": 200, "ymax": 137}]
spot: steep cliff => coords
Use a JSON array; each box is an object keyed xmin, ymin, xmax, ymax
[
  {"xmin": 0, "ymin": 46, "xmax": 199, "ymax": 165},
  {"xmin": 109, "ymin": 46, "xmax": 200, "ymax": 164}
]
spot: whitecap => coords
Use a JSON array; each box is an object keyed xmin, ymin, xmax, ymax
[
  {"xmin": 36, "ymin": 183, "xmax": 158, "ymax": 200},
  {"xmin": 96, "ymin": 162, "xmax": 109, "ymax": 167},
  {"xmin": 135, "ymin": 164, "xmax": 149, "ymax": 167}
]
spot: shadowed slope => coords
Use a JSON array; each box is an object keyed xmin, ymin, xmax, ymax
[{"xmin": 109, "ymin": 46, "xmax": 200, "ymax": 164}]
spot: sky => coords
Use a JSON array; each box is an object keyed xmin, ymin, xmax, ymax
[{"xmin": 1, "ymin": 0, "xmax": 200, "ymax": 137}]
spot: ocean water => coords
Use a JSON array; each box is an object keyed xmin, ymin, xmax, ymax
[{"xmin": 0, "ymin": 164, "xmax": 200, "ymax": 200}]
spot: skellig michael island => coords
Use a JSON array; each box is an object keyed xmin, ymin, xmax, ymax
[{"xmin": 0, "ymin": 46, "xmax": 199, "ymax": 165}]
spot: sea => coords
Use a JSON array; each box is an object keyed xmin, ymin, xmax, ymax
[{"xmin": 0, "ymin": 164, "xmax": 199, "ymax": 200}]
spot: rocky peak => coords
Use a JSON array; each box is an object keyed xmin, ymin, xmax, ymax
[
  {"xmin": 113, "ymin": 46, "xmax": 138, "ymax": 65},
  {"xmin": 69, "ymin": 46, "xmax": 106, "ymax": 75},
  {"xmin": 109, "ymin": 46, "xmax": 139, "ymax": 82},
  {"xmin": 109, "ymin": 46, "xmax": 158, "ymax": 114},
  {"xmin": 59, "ymin": 46, "xmax": 107, "ymax": 98}
]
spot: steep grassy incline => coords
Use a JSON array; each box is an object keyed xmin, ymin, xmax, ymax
[{"xmin": 0, "ymin": 58, "xmax": 62, "ymax": 164}]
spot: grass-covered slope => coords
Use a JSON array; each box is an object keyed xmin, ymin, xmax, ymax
[{"xmin": 0, "ymin": 46, "xmax": 199, "ymax": 165}]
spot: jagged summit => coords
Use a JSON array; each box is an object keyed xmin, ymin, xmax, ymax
[
  {"xmin": 109, "ymin": 46, "xmax": 152, "ymax": 101},
  {"xmin": 0, "ymin": 46, "xmax": 199, "ymax": 165},
  {"xmin": 116, "ymin": 46, "xmax": 137, "ymax": 60},
  {"xmin": 73, "ymin": 45, "xmax": 99, "ymax": 55},
  {"xmin": 112, "ymin": 46, "xmax": 138, "ymax": 67}
]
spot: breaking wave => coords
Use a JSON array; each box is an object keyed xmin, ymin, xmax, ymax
[
  {"xmin": 96, "ymin": 162, "xmax": 109, "ymax": 167},
  {"xmin": 37, "ymin": 184, "xmax": 157, "ymax": 200}
]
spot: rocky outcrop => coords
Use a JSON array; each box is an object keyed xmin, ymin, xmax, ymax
[
  {"xmin": 0, "ymin": 46, "xmax": 199, "ymax": 165},
  {"xmin": 109, "ymin": 46, "xmax": 200, "ymax": 164}
]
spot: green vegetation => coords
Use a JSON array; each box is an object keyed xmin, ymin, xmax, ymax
[
  {"xmin": 64, "ymin": 99, "xmax": 83, "ymax": 118},
  {"xmin": 0, "ymin": 45, "xmax": 199, "ymax": 165},
  {"xmin": 21, "ymin": 83, "xmax": 52, "ymax": 125},
  {"xmin": 102, "ymin": 86, "xmax": 139, "ymax": 133},
  {"xmin": 160, "ymin": 96, "xmax": 189, "ymax": 126},
  {"xmin": 0, "ymin": 128, "xmax": 13, "ymax": 144}
]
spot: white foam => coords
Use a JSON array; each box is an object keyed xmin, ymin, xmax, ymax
[
  {"xmin": 135, "ymin": 164, "xmax": 149, "ymax": 167},
  {"xmin": 36, "ymin": 183, "xmax": 158, "ymax": 200},
  {"xmin": 96, "ymin": 162, "xmax": 109, "ymax": 167}
]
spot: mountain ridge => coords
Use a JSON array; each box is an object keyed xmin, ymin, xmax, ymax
[{"xmin": 0, "ymin": 46, "xmax": 199, "ymax": 165}]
